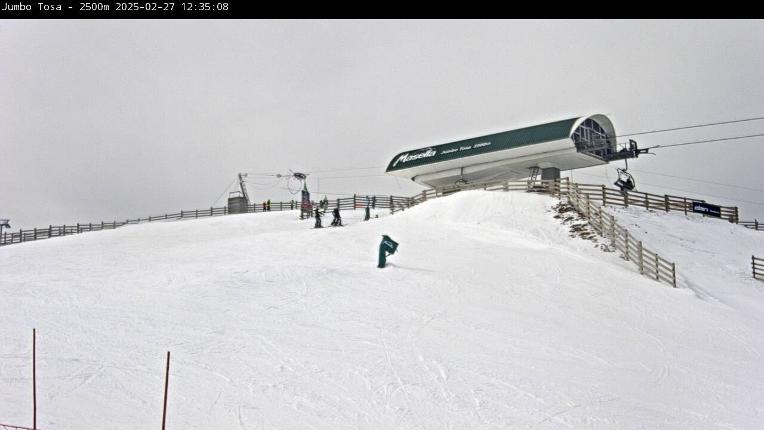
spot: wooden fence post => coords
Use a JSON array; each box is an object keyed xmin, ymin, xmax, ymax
[
  {"xmin": 638, "ymin": 241, "xmax": 644, "ymax": 274},
  {"xmin": 602, "ymin": 185, "xmax": 606, "ymax": 206},
  {"xmin": 34, "ymin": 228, "xmax": 38, "ymax": 240},
  {"xmin": 664, "ymin": 195, "xmax": 669, "ymax": 212},
  {"xmin": 624, "ymin": 191, "xmax": 629, "ymax": 208},
  {"xmin": 644, "ymin": 192, "xmax": 649, "ymax": 210},
  {"xmin": 597, "ymin": 206, "xmax": 603, "ymax": 234},
  {"xmin": 672, "ymin": 263, "xmax": 677, "ymax": 287},
  {"xmin": 624, "ymin": 230, "xmax": 630, "ymax": 261},
  {"xmin": 683, "ymin": 197, "xmax": 687, "ymax": 215},
  {"xmin": 654, "ymin": 255, "xmax": 659, "ymax": 281},
  {"xmin": 48, "ymin": 225, "xmax": 52, "ymax": 238}
]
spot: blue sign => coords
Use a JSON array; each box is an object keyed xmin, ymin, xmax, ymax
[{"xmin": 692, "ymin": 201, "xmax": 721, "ymax": 218}]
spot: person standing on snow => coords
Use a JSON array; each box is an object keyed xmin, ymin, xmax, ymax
[
  {"xmin": 331, "ymin": 207, "xmax": 342, "ymax": 227},
  {"xmin": 314, "ymin": 207, "xmax": 322, "ymax": 228}
]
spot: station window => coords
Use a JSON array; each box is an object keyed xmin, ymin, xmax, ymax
[{"xmin": 572, "ymin": 119, "xmax": 613, "ymax": 159}]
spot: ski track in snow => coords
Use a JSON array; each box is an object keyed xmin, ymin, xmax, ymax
[{"xmin": 0, "ymin": 191, "xmax": 762, "ymax": 429}]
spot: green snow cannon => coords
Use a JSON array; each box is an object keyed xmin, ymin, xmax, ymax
[{"xmin": 378, "ymin": 235, "xmax": 399, "ymax": 268}]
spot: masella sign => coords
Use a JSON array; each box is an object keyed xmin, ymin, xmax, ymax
[{"xmin": 391, "ymin": 148, "xmax": 438, "ymax": 168}]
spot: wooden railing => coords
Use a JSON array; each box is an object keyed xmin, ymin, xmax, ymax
[
  {"xmin": 391, "ymin": 178, "xmax": 740, "ymax": 224},
  {"xmin": 753, "ymin": 256, "xmax": 764, "ymax": 281},
  {"xmin": 390, "ymin": 178, "xmax": 683, "ymax": 287},
  {"xmin": 568, "ymin": 182, "xmax": 739, "ymax": 223},
  {"xmin": 567, "ymin": 186, "xmax": 677, "ymax": 287},
  {"xmin": 740, "ymin": 220, "xmax": 764, "ymax": 231},
  {"xmin": 0, "ymin": 194, "xmax": 409, "ymax": 247},
  {"xmin": 391, "ymin": 180, "xmax": 569, "ymax": 214},
  {"xmin": 0, "ymin": 424, "xmax": 37, "ymax": 430}
]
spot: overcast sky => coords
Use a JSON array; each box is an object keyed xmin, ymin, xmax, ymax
[{"xmin": 2, "ymin": 20, "xmax": 764, "ymax": 228}]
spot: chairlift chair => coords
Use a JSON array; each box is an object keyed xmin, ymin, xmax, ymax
[{"xmin": 614, "ymin": 167, "xmax": 636, "ymax": 193}]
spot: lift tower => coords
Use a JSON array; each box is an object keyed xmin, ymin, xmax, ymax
[{"xmin": 227, "ymin": 173, "xmax": 250, "ymax": 214}]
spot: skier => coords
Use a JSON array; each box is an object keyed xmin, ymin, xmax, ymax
[
  {"xmin": 330, "ymin": 207, "xmax": 342, "ymax": 227},
  {"xmin": 314, "ymin": 207, "xmax": 323, "ymax": 228},
  {"xmin": 267, "ymin": 199, "xmax": 272, "ymax": 211}
]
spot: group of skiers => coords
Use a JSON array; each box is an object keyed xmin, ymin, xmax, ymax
[
  {"xmin": 254, "ymin": 195, "xmax": 375, "ymax": 228},
  {"xmin": 314, "ymin": 206, "xmax": 342, "ymax": 228}
]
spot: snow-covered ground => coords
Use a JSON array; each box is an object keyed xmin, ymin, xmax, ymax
[
  {"xmin": 609, "ymin": 204, "xmax": 764, "ymax": 341},
  {"xmin": 1, "ymin": 191, "xmax": 763, "ymax": 429}
]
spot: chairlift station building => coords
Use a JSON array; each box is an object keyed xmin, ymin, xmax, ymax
[{"xmin": 386, "ymin": 115, "xmax": 623, "ymax": 191}]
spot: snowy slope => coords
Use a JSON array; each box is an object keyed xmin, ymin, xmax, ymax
[
  {"xmin": 1, "ymin": 191, "xmax": 763, "ymax": 429},
  {"xmin": 609, "ymin": 205, "xmax": 764, "ymax": 334}
]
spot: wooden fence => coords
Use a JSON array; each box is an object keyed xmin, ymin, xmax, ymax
[
  {"xmin": 567, "ymin": 182, "xmax": 739, "ymax": 223},
  {"xmin": 0, "ymin": 194, "xmax": 408, "ymax": 247},
  {"xmin": 567, "ymin": 186, "xmax": 677, "ymax": 287},
  {"xmin": 740, "ymin": 220, "xmax": 764, "ymax": 231},
  {"xmin": 390, "ymin": 178, "xmax": 680, "ymax": 287},
  {"xmin": 754, "ymin": 256, "xmax": 764, "ymax": 281},
  {"xmin": 391, "ymin": 179, "xmax": 738, "ymax": 223},
  {"xmin": 390, "ymin": 180, "xmax": 569, "ymax": 214},
  {"xmin": 0, "ymin": 177, "xmax": 745, "ymax": 250},
  {"xmin": 0, "ymin": 424, "xmax": 37, "ymax": 430}
]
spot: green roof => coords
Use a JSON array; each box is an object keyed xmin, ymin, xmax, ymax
[{"xmin": 386, "ymin": 117, "xmax": 580, "ymax": 172}]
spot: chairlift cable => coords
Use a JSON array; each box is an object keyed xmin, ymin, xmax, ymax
[
  {"xmin": 643, "ymin": 132, "xmax": 764, "ymax": 150},
  {"xmin": 306, "ymin": 166, "xmax": 384, "ymax": 174},
  {"xmin": 627, "ymin": 168, "xmax": 764, "ymax": 193},
  {"xmin": 210, "ymin": 178, "xmax": 237, "ymax": 207},
  {"xmin": 617, "ymin": 115, "xmax": 764, "ymax": 137},
  {"xmin": 574, "ymin": 171, "xmax": 764, "ymax": 207}
]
